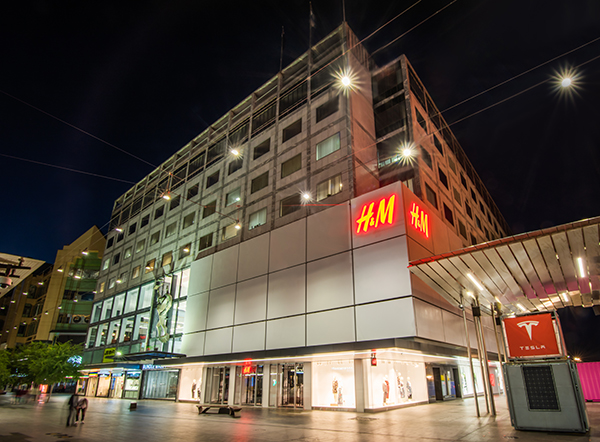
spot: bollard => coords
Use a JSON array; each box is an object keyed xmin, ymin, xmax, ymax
[{"xmin": 129, "ymin": 402, "xmax": 137, "ymax": 410}]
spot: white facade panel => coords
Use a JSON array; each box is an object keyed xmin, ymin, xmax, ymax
[
  {"xmin": 442, "ymin": 309, "xmax": 466, "ymax": 347},
  {"xmin": 232, "ymin": 322, "xmax": 266, "ymax": 353},
  {"xmin": 188, "ymin": 255, "xmax": 213, "ymax": 295},
  {"xmin": 206, "ymin": 285, "xmax": 236, "ymax": 329},
  {"xmin": 306, "ymin": 252, "xmax": 354, "ymax": 312},
  {"xmin": 183, "ymin": 292, "xmax": 209, "ymax": 334},
  {"xmin": 204, "ymin": 327, "xmax": 233, "ymax": 355},
  {"xmin": 306, "ymin": 307, "xmax": 355, "ymax": 346},
  {"xmin": 355, "ymin": 298, "xmax": 415, "ymax": 341},
  {"xmin": 266, "ymin": 316, "xmax": 305, "ymax": 350},
  {"xmin": 234, "ymin": 276, "xmax": 268, "ymax": 324},
  {"xmin": 181, "ymin": 331, "xmax": 205, "ymax": 357},
  {"xmin": 210, "ymin": 245, "xmax": 239, "ymax": 290},
  {"xmin": 267, "ymin": 265, "xmax": 306, "ymax": 319},
  {"xmin": 413, "ymin": 298, "xmax": 445, "ymax": 342},
  {"xmin": 353, "ymin": 236, "xmax": 411, "ymax": 304},
  {"xmin": 306, "ymin": 203, "xmax": 352, "ymax": 261},
  {"xmin": 269, "ymin": 218, "xmax": 306, "ymax": 272},
  {"xmin": 237, "ymin": 233, "xmax": 270, "ymax": 281}
]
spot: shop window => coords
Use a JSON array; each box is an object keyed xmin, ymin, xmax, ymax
[
  {"xmin": 280, "ymin": 194, "xmax": 301, "ymax": 217},
  {"xmin": 458, "ymin": 220, "xmax": 467, "ymax": 239},
  {"xmin": 425, "ymin": 183, "xmax": 437, "ymax": 209},
  {"xmin": 206, "ymin": 171, "xmax": 220, "ymax": 189},
  {"xmin": 203, "ymin": 200, "xmax": 217, "ymax": 218},
  {"xmin": 249, "ymin": 208, "xmax": 267, "ymax": 230},
  {"xmin": 125, "ymin": 288, "xmax": 139, "ymax": 313},
  {"xmin": 225, "ymin": 187, "xmax": 242, "ymax": 207},
  {"xmin": 139, "ymin": 284, "xmax": 153, "ymax": 309},
  {"xmin": 199, "ymin": 233, "xmax": 213, "ymax": 251},
  {"xmin": 251, "ymin": 172, "xmax": 269, "ymax": 193},
  {"xmin": 150, "ymin": 231, "xmax": 160, "ymax": 245},
  {"xmin": 113, "ymin": 293, "xmax": 125, "ymax": 317},
  {"xmin": 133, "ymin": 314, "xmax": 149, "ymax": 341},
  {"xmin": 107, "ymin": 237, "xmax": 114, "ymax": 249},
  {"xmin": 281, "ymin": 154, "xmax": 302, "ymax": 178},
  {"xmin": 421, "ymin": 147, "xmax": 432, "ymax": 169},
  {"xmin": 165, "ymin": 222, "xmax": 177, "ymax": 238},
  {"xmin": 228, "ymin": 157, "xmax": 243, "ymax": 175},
  {"xmin": 415, "ymin": 108, "xmax": 427, "ymax": 132},
  {"xmin": 162, "ymin": 251, "xmax": 173, "ymax": 268},
  {"xmin": 461, "ymin": 174, "xmax": 467, "ymax": 189},
  {"xmin": 453, "ymin": 188, "xmax": 461, "ymax": 205},
  {"xmin": 316, "ymin": 174, "xmax": 342, "ymax": 201},
  {"xmin": 136, "ymin": 239, "xmax": 146, "ymax": 253},
  {"xmin": 154, "ymin": 205, "xmax": 164, "ymax": 220},
  {"xmin": 170, "ymin": 195, "xmax": 180, "ymax": 211},
  {"xmin": 129, "ymin": 223, "xmax": 137, "ymax": 235},
  {"xmin": 222, "ymin": 223, "xmax": 239, "ymax": 241},
  {"xmin": 433, "ymin": 135, "xmax": 443, "ymax": 155},
  {"xmin": 180, "ymin": 243, "xmax": 192, "ymax": 258},
  {"xmin": 438, "ymin": 168, "xmax": 448, "ymax": 189},
  {"xmin": 182, "ymin": 212, "xmax": 195, "ymax": 229},
  {"xmin": 145, "ymin": 259, "xmax": 156, "ymax": 274},
  {"xmin": 316, "ymin": 96, "xmax": 339, "ymax": 122},
  {"xmin": 282, "ymin": 119, "xmax": 302, "ymax": 142},
  {"xmin": 141, "ymin": 214, "xmax": 150, "ymax": 228},
  {"xmin": 443, "ymin": 203, "xmax": 454, "ymax": 226},
  {"xmin": 253, "ymin": 139, "xmax": 270, "ymax": 160},
  {"xmin": 132, "ymin": 266, "xmax": 141, "ymax": 280},
  {"xmin": 465, "ymin": 202, "xmax": 472, "ymax": 219},
  {"xmin": 316, "ymin": 133, "xmax": 341, "ymax": 161},
  {"xmin": 187, "ymin": 184, "xmax": 199, "ymax": 200}
]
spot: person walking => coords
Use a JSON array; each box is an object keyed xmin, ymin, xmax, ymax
[
  {"xmin": 66, "ymin": 393, "xmax": 78, "ymax": 427},
  {"xmin": 76, "ymin": 397, "xmax": 88, "ymax": 424}
]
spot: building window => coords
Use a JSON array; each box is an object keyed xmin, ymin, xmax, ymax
[
  {"xmin": 203, "ymin": 200, "xmax": 217, "ymax": 218},
  {"xmin": 187, "ymin": 184, "xmax": 199, "ymax": 200},
  {"xmin": 479, "ymin": 201, "xmax": 485, "ymax": 214},
  {"xmin": 448, "ymin": 157, "xmax": 457, "ymax": 174},
  {"xmin": 443, "ymin": 203, "xmax": 454, "ymax": 226},
  {"xmin": 253, "ymin": 139, "xmax": 270, "ymax": 160},
  {"xmin": 316, "ymin": 174, "xmax": 342, "ymax": 201},
  {"xmin": 145, "ymin": 259, "xmax": 156, "ymax": 274},
  {"xmin": 108, "ymin": 277, "xmax": 116, "ymax": 289},
  {"xmin": 228, "ymin": 157, "xmax": 243, "ymax": 175},
  {"xmin": 280, "ymin": 194, "xmax": 301, "ymax": 217},
  {"xmin": 180, "ymin": 243, "xmax": 192, "ymax": 258},
  {"xmin": 476, "ymin": 216, "xmax": 482, "ymax": 229},
  {"xmin": 136, "ymin": 239, "xmax": 146, "ymax": 253},
  {"xmin": 117, "ymin": 232, "xmax": 124, "ymax": 243},
  {"xmin": 460, "ymin": 174, "xmax": 467, "ymax": 190},
  {"xmin": 132, "ymin": 266, "xmax": 141, "ymax": 280},
  {"xmin": 170, "ymin": 195, "xmax": 180, "ymax": 211},
  {"xmin": 438, "ymin": 168, "xmax": 448, "ymax": 189},
  {"xmin": 165, "ymin": 222, "xmax": 177, "ymax": 238},
  {"xmin": 282, "ymin": 119, "xmax": 302, "ymax": 142},
  {"xmin": 107, "ymin": 237, "xmax": 114, "ymax": 249},
  {"xmin": 316, "ymin": 97, "xmax": 338, "ymax": 122},
  {"xmin": 129, "ymin": 223, "xmax": 137, "ymax": 235},
  {"xmin": 458, "ymin": 220, "xmax": 467, "ymax": 239},
  {"xmin": 471, "ymin": 189, "xmax": 477, "ymax": 203},
  {"xmin": 141, "ymin": 215, "xmax": 150, "ymax": 228},
  {"xmin": 425, "ymin": 183, "xmax": 438, "ymax": 209},
  {"xmin": 281, "ymin": 154, "xmax": 302, "ymax": 178},
  {"xmin": 150, "ymin": 231, "xmax": 160, "ymax": 245},
  {"xmin": 316, "ymin": 133, "xmax": 341, "ymax": 160},
  {"xmin": 465, "ymin": 202, "xmax": 472, "ymax": 219},
  {"xmin": 206, "ymin": 171, "xmax": 219, "ymax": 188},
  {"xmin": 415, "ymin": 108, "xmax": 427, "ymax": 132},
  {"xmin": 154, "ymin": 205, "xmax": 164, "ymax": 220},
  {"xmin": 453, "ymin": 188, "xmax": 461, "ymax": 205},
  {"xmin": 124, "ymin": 247, "xmax": 132, "ymax": 260},
  {"xmin": 251, "ymin": 172, "xmax": 269, "ymax": 193},
  {"xmin": 161, "ymin": 252, "xmax": 173, "ymax": 268},
  {"xmin": 421, "ymin": 147, "xmax": 432, "ymax": 169},
  {"xmin": 222, "ymin": 223, "xmax": 240, "ymax": 241},
  {"xmin": 102, "ymin": 259, "xmax": 110, "ymax": 271},
  {"xmin": 182, "ymin": 212, "xmax": 195, "ymax": 229},
  {"xmin": 117, "ymin": 272, "xmax": 127, "ymax": 285},
  {"xmin": 249, "ymin": 207, "xmax": 267, "ymax": 230},
  {"xmin": 471, "ymin": 234, "xmax": 478, "ymax": 246},
  {"xmin": 433, "ymin": 136, "xmax": 443, "ymax": 155},
  {"xmin": 199, "ymin": 233, "xmax": 213, "ymax": 251},
  {"xmin": 225, "ymin": 187, "xmax": 242, "ymax": 207}
]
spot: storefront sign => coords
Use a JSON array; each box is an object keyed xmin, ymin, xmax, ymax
[
  {"xmin": 102, "ymin": 348, "xmax": 116, "ymax": 363},
  {"xmin": 142, "ymin": 364, "xmax": 166, "ymax": 370},
  {"xmin": 503, "ymin": 313, "xmax": 563, "ymax": 359},
  {"xmin": 356, "ymin": 195, "xmax": 396, "ymax": 234},
  {"xmin": 371, "ymin": 350, "xmax": 377, "ymax": 366},
  {"xmin": 408, "ymin": 202, "xmax": 429, "ymax": 238}
]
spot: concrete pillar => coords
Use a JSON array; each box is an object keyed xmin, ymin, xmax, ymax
[
  {"xmin": 228, "ymin": 364, "xmax": 237, "ymax": 405},
  {"xmin": 354, "ymin": 359, "xmax": 365, "ymax": 412},
  {"xmin": 303, "ymin": 362, "xmax": 312, "ymax": 410}
]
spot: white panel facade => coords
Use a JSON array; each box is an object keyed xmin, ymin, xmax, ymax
[
  {"xmin": 188, "ymin": 255, "xmax": 213, "ymax": 295},
  {"xmin": 210, "ymin": 245, "xmax": 239, "ymax": 289},
  {"xmin": 237, "ymin": 233, "xmax": 270, "ymax": 281},
  {"xmin": 266, "ymin": 316, "xmax": 306, "ymax": 350},
  {"xmin": 183, "ymin": 292, "xmax": 209, "ymax": 334},
  {"xmin": 232, "ymin": 322, "xmax": 266, "ymax": 353},
  {"xmin": 181, "ymin": 331, "xmax": 205, "ymax": 357},
  {"xmin": 353, "ymin": 236, "xmax": 411, "ymax": 304},
  {"xmin": 306, "ymin": 307, "xmax": 355, "ymax": 346},
  {"xmin": 307, "ymin": 203, "xmax": 352, "ymax": 261},
  {"xmin": 269, "ymin": 218, "xmax": 306, "ymax": 272},
  {"xmin": 204, "ymin": 327, "xmax": 233, "ymax": 355},
  {"xmin": 267, "ymin": 265, "xmax": 306, "ymax": 319},
  {"xmin": 355, "ymin": 298, "xmax": 415, "ymax": 341},
  {"xmin": 234, "ymin": 276, "xmax": 268, "ymax": 324},
  {"xmin": 442, "ymin": 309, "xmax": 466, "ymax": 346},
  {"xmin": 306, "ymin": 252, "xmax": 354, "ymax": 312},
  {"xmin": 206, "ymin": 285, "xmax": 236, "ymax": 329},
  {"xmin": 413, "ymin": 298, "xmax": 445, "ymax": 342}
]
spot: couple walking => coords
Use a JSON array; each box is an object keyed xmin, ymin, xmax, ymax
[{"xmin": 66, "ymin": 393, "xmax": 88, "ymax": 426}]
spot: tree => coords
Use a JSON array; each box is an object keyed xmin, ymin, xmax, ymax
[{"xmin": 0, "ymin": 350, "xmax": 11, "ymax": 388}]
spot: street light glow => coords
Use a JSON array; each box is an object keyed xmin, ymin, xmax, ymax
[{"xmin": 561, "ymin": 77, "xmax": 572, "ymax": 88}]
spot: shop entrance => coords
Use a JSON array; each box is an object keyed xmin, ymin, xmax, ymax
[
  {"xmin": 234, "ymin": 365, "xmax": 263, "ymax": 406},
  {"xmin": 269, "ymin": 363, "xmax": 304, "ymax": 408},
  {"xmin": 205, "ymin": 367, "xmax": 230, "ymax": 404},
  {"xmin": 452, "ymin": 368, "xmax": 462, "ymax": 398},
  {"xmin": 109, "ymin": 374, "xmax": 124, "ymax": 398}
]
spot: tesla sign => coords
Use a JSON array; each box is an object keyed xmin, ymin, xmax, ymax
[
  {"xmin": 503, "ymin": 313, "xmax": 563, "ymax": 359},
  {"xmin": 356, "ymin": 195, "xmax": 396, "ymax": 234}
]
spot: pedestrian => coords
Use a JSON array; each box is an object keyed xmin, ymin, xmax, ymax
[
  {"xmin": 66, "ymin": 393, "xmax": 78, "ymax": 427},
  {"xmin": 76, "ymin": 397, "xmax": 88, "ymax": 424}
]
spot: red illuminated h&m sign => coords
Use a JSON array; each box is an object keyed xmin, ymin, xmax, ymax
[
  {"xmin": 409, "ymin": 202, "xmax": 429, "ymax": 238},
  {"xmin": 355, "ymin": 195, "xmax": 396, "ymax": 234}
]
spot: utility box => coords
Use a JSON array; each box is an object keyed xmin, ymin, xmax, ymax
[{"xmin": 504, "ymin": 360, "xmax": 588, "ymax": 433}]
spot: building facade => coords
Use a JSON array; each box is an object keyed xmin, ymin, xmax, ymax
[{"xmin": 82, "ymin": 24, "xmax": 508, "ymax": 409}]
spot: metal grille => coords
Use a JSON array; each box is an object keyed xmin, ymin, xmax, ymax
[{"xmin": 523, "ymin": 365, "xmax": 560, "ymax": 410}]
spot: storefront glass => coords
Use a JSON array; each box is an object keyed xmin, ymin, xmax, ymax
[
  {"xmin": 86, "ymin": 376, "xmax": 98, "ymax": 396},
  {"xmin": 142, "ymin": 370, "xmax": 179, "ymax": 399},
  {"xmin": 205, "ymin": 367, "xmax": 230, "ymax": 404},
  {"xmin": 96, "ymin": 373, "xmax": 111, "ymax": 397},
  {"xmin": 366, "ymin": 359, "xmax": 426, "ymax": 409},
  {"xmin": 312, "ymin": 360, "xmax": 355, "ymax": 408},
  {"xmin": 234, "ymin": 365, "xmax": 263, "ymax": 406},
  {"xmin": 124, "ymin": 371, "xmax": 141, "ymax": 399},
  {"xmin": 110, "ymin": 372, "xmax": 125, "ymax": 398},
  {"xmin": 268, "ymin": 363, "xmax": 303, "ymax": 408},
  {"xmin": 178, "ymin": 365, "xmax": 203, "ymax": 401}
]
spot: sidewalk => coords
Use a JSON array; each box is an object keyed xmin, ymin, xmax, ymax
[{"xmin": 0, "ymin": 393, "xmax": 597, "ymax": 441}]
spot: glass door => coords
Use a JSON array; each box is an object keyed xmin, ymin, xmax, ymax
[
  {"xmin": 277, "ymin": 363, "xmax": 304, "ymax": 408},
  {"xmin": 205, "ymin": 367, "xmax": 230, "ymax": 404}
]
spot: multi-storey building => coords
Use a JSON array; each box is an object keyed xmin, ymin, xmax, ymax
[{"xmin": 83, "ymin": 24, "xmax": 510, "ymax": 410}]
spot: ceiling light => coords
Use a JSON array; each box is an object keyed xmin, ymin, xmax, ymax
[
  {"xmin": 467, "ymin": 273, "xmax": 484, "ymax": 291},
  {"xmin": 516, "ymin": 303, "xmax": 527, "ymax": 312},
  {"xmin": 115, "ymin": 227, "xmax": 123, "ymax": 233},
  {"xmin": 577, "ymin": 257, "xmax": 586, "ymax": 278},
  {"xmin": 231, "ymin": 148, "xmax": 240, "ymax": 156},
  {"xmin": 234, "ymin": 223, "xmax": 242, "ymax": 230},
  {"xmin": 162, "ymin": 194, "xmax": 171, "ymax": 201},
  {"xmin": 560, "ymin": 292, "xmax": 570, "ymax": 303},
  {"xmin": 183, "ymin": 248, "xmax": 190, "ymax": 253},
  {"xmin": 302, "ymin": 192, "xmax": 311, "ymax": 201}
]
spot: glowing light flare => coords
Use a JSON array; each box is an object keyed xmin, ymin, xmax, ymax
[
  {"xmin": 577, "ymin": 257, "xmax": 586, "ymax": 278},
  {"xmin": 162, "ymin": 194, "xmax": 171, "ymax": 201},
  {"xmin": 115, "ymin": 227, "xmax": 123, "ymax": 233},
  {"xmin": 234, "ymin": 223, "xmax": 242, "ymax": 230},
  {"xmin": 230, "ymin": 148, "xmax": 240, "ymax": 157},
  {"xmin": 561, "ymin": 77, "xmax": 572, "ymax": 88},
  {"xmin": 516, "ymin": 303, "xmax": 528, "ymax": 312},
  {"xmin": 467, "ymin": 273, "xmax": 484, "ymax": 292},
  {"xmin": 551, "ymin": 66, "xmax": 581, "ymax": 99},
  {"xmin": 334, "ymin": 67, "xmax": 360, "ymax": 95},
  {"xmin": 560, "ymin": 292, "xmax": 570, "ymax": 303}
]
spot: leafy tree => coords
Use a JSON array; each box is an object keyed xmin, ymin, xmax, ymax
[{"xmin": 0, "ymin": 350, "xmax": 11, "ymax": 388}]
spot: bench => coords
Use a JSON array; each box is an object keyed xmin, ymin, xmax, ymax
[{"xmin": 196, "ymin": 404, "xmax": 241, "ymax": 418}]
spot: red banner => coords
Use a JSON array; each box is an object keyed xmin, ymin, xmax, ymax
[{"xmin": 503, "ymin": 313, "xmax": 562, "ymax": 358}]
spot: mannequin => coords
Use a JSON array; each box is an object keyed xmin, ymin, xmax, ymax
[
  {"xmin": 397, "ymin": 374, "xmax": 405, "ymax": 399},
  {"xmin": 332, "ymin": 376, "xmax": 338, "ymax": 405},
  {"xmin": 407, "ymin": 377, "xmax": 412, "ymax": 400},
  {"xmin": 191, "ymin": 379, "xmax": 197, "ymax": 399},
  {"xmin": 382, "ymin": 376, "xmax": 390, "ymax": 405}
]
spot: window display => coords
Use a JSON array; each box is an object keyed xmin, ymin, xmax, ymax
[
  {"xmin": 178, "ymin": 365, "xmax": 204, "ymax": 401},
  {"xmin": 124, "ymin": 371, "xmax": 141, "ymax": 399},
  {"xmin": 142, "ymin": 369, "xmax": 179, "ymax": 399},
  {"xmin": 366, "ymin": 359, "xmax": 426, "ymax": 408},
  {"xmin": 312, "ymin": 360, "xmax": 355, "ymax": 408}
]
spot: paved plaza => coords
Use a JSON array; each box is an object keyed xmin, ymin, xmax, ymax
[{"xmin": 0, "ymin": 393, "xmax": 598, "ymax": 441}]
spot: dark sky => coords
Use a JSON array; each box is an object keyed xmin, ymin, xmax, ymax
[{"xmin": 1, "ymin": 0, "xmax": 599, "ymax": 264}]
